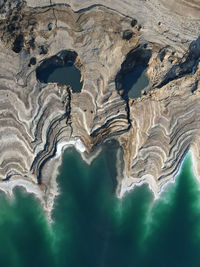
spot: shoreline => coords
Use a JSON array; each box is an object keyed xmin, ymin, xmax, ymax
[
  {"xmin": 0, "ymin": 178, "xmax": 44, "ymax": 201},
  {"xmin": 118, "ymin": 149, "xmax": 198, "ymax": 202},
  {"xmin": 0, "ymin": 143, "xmax": 199, "ymax": 222},
  {"xmin": 42, "ymin": 138, "xmax": 103, "ymax": 221}
]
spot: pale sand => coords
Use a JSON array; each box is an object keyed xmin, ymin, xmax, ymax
[
  {"xmin": 55, "ymin": 139, "xmax": 86, "ymax": 158},
  {"xmin": 190, "ymin": 148, "xmax": 200, "ymax": 185},
  {"xmin": 118, "ymin": 150, "xmax": 197, "ymax": 201},
  {"xmin": 0, "ymin": 178, "xmax": 44, "ymax": 200}
]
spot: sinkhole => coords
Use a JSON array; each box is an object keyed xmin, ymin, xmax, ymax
[
  {"xmin": 36, "ymin": 50, "xmax": 83, "ymax": 93},
  {"xmin": 116, "ymin": 47, "xmax": 152, "ymax": 99}
]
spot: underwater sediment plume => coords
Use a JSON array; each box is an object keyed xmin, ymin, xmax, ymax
[{"xmin": 0, "ymin": 0, "xmax": 199, "ymax": 218}]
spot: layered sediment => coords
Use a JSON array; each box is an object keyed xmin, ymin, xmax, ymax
[{"xmin": 0, "ymin": 0, "xmax": 199, "ymax": 218}]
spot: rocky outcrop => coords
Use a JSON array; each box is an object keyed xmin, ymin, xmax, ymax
[
  {"xmin": 0, "ymin": 1, "xmax": 138, "ymax": 216},
  {"xmin": 118, "ymin": 62, "xmax": 200, "ymax": 196},
  {"xmin": 0, "ymin": 0, "xmax": 199, "ymax": 218}
]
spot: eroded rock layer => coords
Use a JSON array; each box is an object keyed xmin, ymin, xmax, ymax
[
  {"xmin": 118, "ymin": 63, "xmax": 200, "ymax": 196},
  {"xmin": 0, "ymin": 0, "xmax": 199, "ymax": 217}
]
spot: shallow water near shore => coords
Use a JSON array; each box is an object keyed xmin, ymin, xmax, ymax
[{"xmin": 0, "ymin": 145, "xmax": 200, "ymax": 266}]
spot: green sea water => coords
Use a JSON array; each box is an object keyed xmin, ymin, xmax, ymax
[{"xmin": 0, "ymin": 143, "xmax": 200, "ymax": 267}]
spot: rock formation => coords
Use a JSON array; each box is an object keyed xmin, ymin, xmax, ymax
[{"xmin": 0, "ymin": 0, "xmax": 199, "ymax": 218}]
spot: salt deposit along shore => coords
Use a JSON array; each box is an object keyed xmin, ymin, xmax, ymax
[
  {"xmin": 0, "ymin": 0, "xmax": 199, "ymax": 219},
  {"xmin": 118, "ymin": 150, "xmax": 193, "ymax": 201}
]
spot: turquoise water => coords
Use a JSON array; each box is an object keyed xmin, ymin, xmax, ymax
[{"xmin": 0, "ymin": 145, "xmax": 200, "ymax": 267}]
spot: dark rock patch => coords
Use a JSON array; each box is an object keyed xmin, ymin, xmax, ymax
[
  {"xmin": 48, "ymin": 23, "xmax": 53, "ymax": 31},
  {"xmin": 39, "ymin": 45, "xmax": 48, "ymax": 55},
  {"xmin": 12, "ymin": 33, "xmax": 24, "ymax": 53},
  {"xmin": 131, "ymin": 18, "xmax": 137, "ymax": 27},
  {"xmin": 28, "ymin": 57, "xmax": 37, "ymax": 67},
  {"xmin": 122, "ymin": 30, "xmax": 134, "ymax": 40},
  {"xmin": 28, "ymin": 37, "xmax": 35, "ymax": 49}
]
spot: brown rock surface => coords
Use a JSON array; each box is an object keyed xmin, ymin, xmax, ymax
[{"xmin": 0, "ymin": 0, "xmax": 199, "ymax": 218}]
